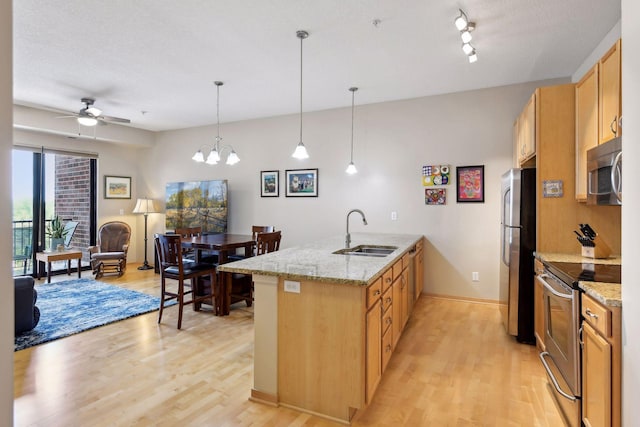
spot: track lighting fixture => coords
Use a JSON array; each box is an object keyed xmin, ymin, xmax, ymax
[{"xmin": 454, "ymin": 9, "xmax": 478, "ymax": 63}]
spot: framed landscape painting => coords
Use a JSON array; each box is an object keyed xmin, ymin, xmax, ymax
[
  {"xmin": 165, "ymin": 180, "xmax": 228, "ymax": 233},
  {"xmin": 456, "ymin": 165, "xmax": 484, "ymax": 203},
  {"xmin": 261, "ymin": 170, "xmax": 279, "ymax": 197},
  {"xmin": 104, "ymin": 175, "xmax": 131, "ymax": 199},
  {"xmin": 285, "ymin": 169, "xmax": 318, "ymax": 197}
]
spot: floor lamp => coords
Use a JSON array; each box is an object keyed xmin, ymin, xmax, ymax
[{"xmin": 133, "ymin": 198, "xmax": 159, "ymax": 270}]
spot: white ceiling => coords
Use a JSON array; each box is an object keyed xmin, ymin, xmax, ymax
[{"xmin": 13, "ymin": 0, "xmax": 620, "ymax": 132}]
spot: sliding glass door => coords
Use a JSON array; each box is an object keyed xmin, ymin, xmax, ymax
[{"xmin": 11, "ymin": 148, "xmax": 97, "ymax": 277}]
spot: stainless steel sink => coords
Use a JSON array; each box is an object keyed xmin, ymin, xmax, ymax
[{"xmin": 332, "ymin": 245, "xmax": 398, "ymax": 257}]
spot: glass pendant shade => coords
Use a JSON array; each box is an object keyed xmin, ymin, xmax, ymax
[
  {"xmin": 292, "ymin": 142, "xmax": 309, "ymax": 159},
  {"xmin": 192, "ymin": 149, "xmax": 205, "ymax": 162},
  {"xmin": 205, "ymin": 148, "xmax": 220, "ymax": 164},
  {"xmin": 461, "ymin": 30, "xmax": 472, "ymax": 44},
  {"xmin": 226, "ymin": 150, "xmax": 240, "ymax": 165},
  {"xmin": 77, "ymin": 116, "xmax": 98, "ymax": 126},
  {"xmin": 346, "ymin": 162, "xmax": 357, "ymax": 174}
]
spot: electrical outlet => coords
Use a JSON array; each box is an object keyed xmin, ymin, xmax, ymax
[
  {"xmin": 284, "ymin": 280, "xmax": 301, "ymax": 293},
  {"xmin": 472, "ymin": 272, "xmax": 480, "ymax": 282},
  {"xmin": 119, "ymin": 209, "xmax": 124, "ymax": 215},
  {"xmin": 391, "ymin": 211, "xmax": 397, "ymax": 221}
]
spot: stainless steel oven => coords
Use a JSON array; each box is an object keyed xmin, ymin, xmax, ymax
[
  {"xmin": 537, "ymin": 271, "xmax": 581, "ymax": 426},
  {"xmin": 587, "ymin": 136, "xmax": 622, "ymax": 205}
]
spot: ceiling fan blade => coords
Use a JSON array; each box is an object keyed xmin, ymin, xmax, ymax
[{"xmin": 99, "ymin": 115, "xmax": 131, "ymax": 124}]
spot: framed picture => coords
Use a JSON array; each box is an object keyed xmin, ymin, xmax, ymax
[
  {"xmin": 456, "ymin": 165, "xmax": 484, "ymax": 203},
  {"xmin": 260, "ymin": 170, "xmax": 279, "ymax": 197},
  {"xmin": 425, "ymin": 188, "xmax": 447, "ymax": 205},
  {"xmin": 104, "ymin": 175, "xmax": 131, "ymax": 199},
  {"xmin": 285, "ymin": 168, "xmax": 318, "ymax": 197}
]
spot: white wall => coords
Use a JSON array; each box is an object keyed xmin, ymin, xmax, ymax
[
  {"xmin": 1, "ymin": 0, "xmax": 13, "ymax": 424},
  {"xmin": 146, "ymin": 78, "xmax": 565, "ymax": 301},
  {"xmin": 621, "ymin": 0, "xmax": 639, "ymax": 422}
]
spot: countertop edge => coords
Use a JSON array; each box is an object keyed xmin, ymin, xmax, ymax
[{"xmin": 579, "ymin": 281, "xmax": 622, "ymax": 308}]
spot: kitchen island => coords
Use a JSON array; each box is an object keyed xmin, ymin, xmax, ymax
[{"xmin": 218, "ymin": 232, "xmax": 424, "ymax": 424}]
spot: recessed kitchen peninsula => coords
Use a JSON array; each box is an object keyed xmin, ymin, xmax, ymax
[{"xmin": 218, "ymin": 232, "xmax": 424, "ymax": 423}]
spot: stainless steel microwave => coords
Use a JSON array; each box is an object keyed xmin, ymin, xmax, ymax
[{"xmin": 587, "ymin": 137, "xmax": 622, "ymax": 205}]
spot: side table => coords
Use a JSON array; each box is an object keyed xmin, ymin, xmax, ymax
[{"xmin": 36, "ymin": 250, "xmax": 83, "ymax": 283}]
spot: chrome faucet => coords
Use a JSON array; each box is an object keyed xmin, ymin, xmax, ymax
[{"xmin": 346, "ymin": 209, "xmax": 368, "ymax": 248}]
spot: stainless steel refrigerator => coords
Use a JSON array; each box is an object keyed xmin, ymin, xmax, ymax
[{"xmin": 499, "ymin": 168, "xmax": 536, "ymax": 344}]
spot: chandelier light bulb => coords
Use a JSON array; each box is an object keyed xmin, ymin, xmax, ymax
[
  {"xmin": 205, "ymin": 148, "xmax": 220, "ymax": 164},
  {"xmin": 454, "ymin": 10, "xmax": 468, "ymax": 31}
]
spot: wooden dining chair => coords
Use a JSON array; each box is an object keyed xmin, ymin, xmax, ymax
[
  {"xmin": 229, "ymin": 230, "xmax": 282, "ymax": 308},
  {"xmin": 252, "ymin": 225, "xmax": 275, "ymax": 241},
  {"xmin": 154, "ymin": 234, "xmax": 218, "ymax": 329}
]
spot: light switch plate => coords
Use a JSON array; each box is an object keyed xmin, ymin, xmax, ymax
[{"xmin": 284, "ymin": 280, "xmax": 301, "ymax": 293}]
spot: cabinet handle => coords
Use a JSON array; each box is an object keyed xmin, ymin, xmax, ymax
[
  {"xmin": 386, "ymin": 318, "xmax": 392, "ymax": 325},
  {"xmin": 585, "ymin": 308, "xmax": 599, "ymax": 319},
  {"xmin": 610, "ymin": 115, "xmax": 618, "ymax": 136},
  {"xmin": 385, "ymin": 344, "xmax": 392, "ymax": 352},
  {"xmin": 385, "ymin": 297, "xmax": 392, "ymax": 304},
  {"xmin": 385, "ymin": 277, "xmax": 392, "ymax": 284},
  {"xmin": 374, "ymin": 290, "xmax": 381, "ymax": 296},
  {"xmin": 579, "ymin": 325, "xmax": 584, "ymax": 347}
]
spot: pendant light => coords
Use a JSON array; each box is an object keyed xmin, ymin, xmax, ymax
[
  {"xmin": 192, "ymin": 81, "xmax": 240, "ymax": 165},
  {"xmin": 345, "ymin": 87, "xmax": 358, "ymax": 175},
  {"xmin": 292, "ymin": 30, "xmax": 310, "ymax": 159}
]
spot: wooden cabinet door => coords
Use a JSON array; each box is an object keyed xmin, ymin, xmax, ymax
[
  {"xmin": 365, "ymin": 299, "xmax": 382, "ymax": 403},
  {"xmin": 415, "ymin": 249, "xmax": 424, "ymax": 300},
  {"xmin": 518, "ymin": 92, "xmax": 536, "ymax": 165},
  {"xmin": 401, "ymin": 268, "xmax": 409, "ymax": 329},
  {"xmin": 392, "ymin": 278, "xmax": 402, "ymax": 349},
  {"xmin": 582, "ymin": 321, "xmax": 612, "ymax": 427},
  {"xmin": 534, "ymin": 274, "xmax": 545, "ymax": 351},
  {"xmin": 599, "ymin": 39, "xmax": 622, "ymax": 144},
  {"xmin": 575, "ymin": 64, "xmax": 599, "ymax": 201}
]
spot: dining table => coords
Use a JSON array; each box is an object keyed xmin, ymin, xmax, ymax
[{"xmin": 181, "ymin": 233, "xmax": 255, "ymax": 315}]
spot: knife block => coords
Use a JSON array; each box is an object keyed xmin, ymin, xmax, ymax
[{"xmin": 581, "ymin": 236, "xmax": 612, "ymax": 259}]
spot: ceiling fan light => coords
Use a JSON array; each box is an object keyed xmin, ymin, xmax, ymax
[
  {"xmin": 460, "ymin": 30, "xmax": 472, "ymax": 44},
  {"xmin": 292, "ymin": 141, "xmax": 309, "ymax": 159},
  {"xmin": 192, "ymin": 149, "xmax": 205, "ymax": 162},
  {"xmin": 226, "ymin": 150, "xmax": 240, "ymax": 165},
  {"xmin": 462, "ymin": 42, "xmax": 474, "ymax": 55},
  {"xmin": 346, "ymin": 162, "xmax": 358, "ymax": 175},
  {"xmin": 454, "ymin": 10, "xmax": 468, "ymax": 31},
  {"xmin": 77, "ymin": 116, "xmax": 98, "ymax": 127},
  {"xmin": 85, "ymin": 107, "xmax": 102, "ymax": 117}
]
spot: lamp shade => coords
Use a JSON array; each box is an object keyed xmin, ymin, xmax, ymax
[{"xmin": 133, "ymin": 198, "xmax": 159, "ymax": 214}]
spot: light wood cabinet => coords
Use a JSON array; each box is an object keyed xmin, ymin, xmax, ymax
[
  {"xmin": 533, "ymin": 259, "xmax": 545, "ymax": 351},
  {"xmin": 581, "ymin": 293, "xmax": 621, "ymax": 427},
  {"xmin": 599, "ymin": 39, "xmax": 622, "ymax": 145},
  {"xmin": 515, "ymin": 92, "xmax": 536, "ymax": 166},
  {"xmin": 415, "ymin": 240, "xmax": 424, "ymax": 300},
  {"xmin": 365, "ymin": 298, "xmax": 382, "ymax": 403},
  {"xmin": 575, "ymin": 64, "xmax": 599, "ymax": 201}
]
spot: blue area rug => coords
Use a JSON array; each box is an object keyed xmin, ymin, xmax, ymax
[{"xmin": 15, "ymin": 278, "xmax": 162, "ymax": 351}]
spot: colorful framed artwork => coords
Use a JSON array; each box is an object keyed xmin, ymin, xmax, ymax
[
  {"xmin": 285, "ymin": 168, "xmax": 318, "ymax": 197},
  {"xmin": 261, "ymin": 170, "xmax": 279, "ymax": 197},
  {"xmin": 543, "ymin": 180, "xmax": 564, "ymax": 198},
  {"xmin": 456, "ymin": 165, "xmax": 485, "ymax": 203},
  {"xmin": 165, "ymin": 180, "xmax": 228, "ymax": 232},
  {"xmin": 425, "ymin": 188, "xmax": 447, "ymax": 205},
  {"xmin": 104, "ymin": 175, "xmax": 131, "ymax": 199},
  {"xmin": 422, "ymin": 165, "xmax": 450, "ymax": 186}
]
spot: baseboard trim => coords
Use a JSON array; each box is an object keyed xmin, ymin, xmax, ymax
[
  {"xmin": 421, "ymin": 293, "xmax": 499, "ymax": 306},
  {"xmin": 249, "ymin": 389, "xmax": 278, "ymax": 407}
]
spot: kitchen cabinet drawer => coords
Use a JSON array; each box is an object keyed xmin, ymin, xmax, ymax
[
  {"xmin": 582, "ymin": 294, "xmax": 611, "ymax": 337},
  {"xmin": 382, "ymin": 268, "xmax": 394, "ymax": 292},
  {"xmin": 382, "ymin": 326, "xmax": 393, "ymax": 372},
  {"xmin": 401, "ymin": 253, "xmax": 410, "ymax": 271},
  {"xmin": 367, "ymin": 277, "xmax": 383, "ymax": 309},
  {"xmin": 381, "ymin": 286, "xmax": 393, "ymax": 313}
]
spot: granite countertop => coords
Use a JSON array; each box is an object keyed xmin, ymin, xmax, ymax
[
  {"xmin": 217, "ymin": 232, "xmax": 423, "ymax": 286},
  {"xmin": 535, "ymin": 251, "xmax": 622, "ymax": 265},
  {"xmin": 579, "ymin": 281, "xmax": 622, "ymax": 307},
  {"xmin": 536, "ymin": 252, "xmax": 622, "ymax": 308}
]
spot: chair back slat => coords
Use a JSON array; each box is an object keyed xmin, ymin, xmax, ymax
[
  {"xmin": 252, "ymin": 225, "xmax": 274, "ymax": 241},
  {"xmin": 256, "ymin": 230, "xmax": 281, "ymax": 255},
  {"xmin": 175, "ymin": 227, "xmax": 203, "ymax": 238},
  {"xmin": 155, "ymin": 234, "xmax": 184, "ymax": 272}
]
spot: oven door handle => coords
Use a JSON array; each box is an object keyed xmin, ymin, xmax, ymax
[
  {"xmin": 539, "ymin": 352, "xmax": 577, "ymax": 402},
  {"xmin": 538, "ymin": 274, "xmax": 572, "ymax": 299}
]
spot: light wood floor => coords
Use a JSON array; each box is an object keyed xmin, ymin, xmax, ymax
[{"xmin": 14, "ymin": 265, "xmax": 564, "ymax": 426}]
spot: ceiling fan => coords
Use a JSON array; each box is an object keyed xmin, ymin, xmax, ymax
[{"xmin": 58, "ymin": 98, "xmax": 131, "ymax": 127}]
